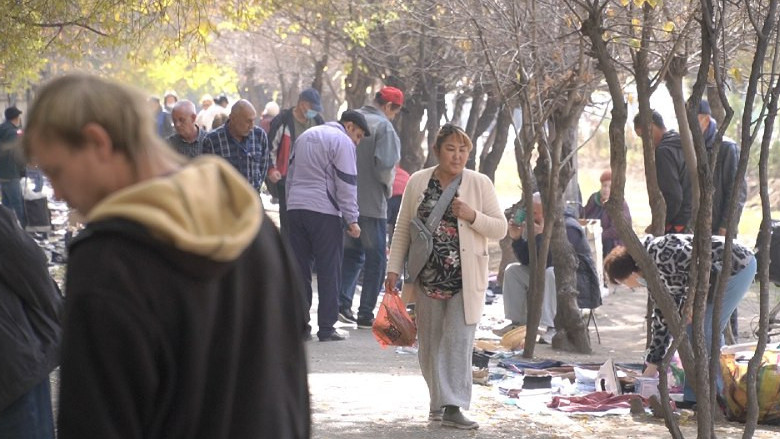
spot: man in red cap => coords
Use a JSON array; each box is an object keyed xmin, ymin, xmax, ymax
[{"xmin": 338, "ymin": 86, "xmax": 404, "ymax": 328}]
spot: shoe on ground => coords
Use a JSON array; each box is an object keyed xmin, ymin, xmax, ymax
[
  {"xmin": 676, "ymin": 399, "xmax": 697, "ymax": 410},
  {"xmin": 539, "ymin": 327, "xmax": 556, "ymax": 344},
  {"xmin": 303, "ymin": 332, "xmax": 312, "ymax": 342},
  {"xmin": 492, "ymin": 322, "xmax": 520, "ymax": 337},
  {"xmin": 338, "ymin": 309, "xmax": 357, "ymax": 324},
  {"xmin": 319, "ymin": 329, "xmax": 349, "ymax": 342},
  {"xmin": 441, "ymin": 409, "xmax": 478, "ymax": 430},
  {"xmin": 357, "ymin": 317, "xmax": 374, "ymax": 329},
  {"xmin": 428, "ymin": 410, "xmax": 443, "ymax": 422}
]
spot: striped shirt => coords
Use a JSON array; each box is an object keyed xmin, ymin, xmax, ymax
[{"xmin": 202, "ymin": 121, "xmax": 270, "ymax": 190}]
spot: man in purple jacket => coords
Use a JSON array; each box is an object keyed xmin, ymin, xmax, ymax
[{"xmin": 285, "ymin": 110, "xmax": 370, "ymax": 341}]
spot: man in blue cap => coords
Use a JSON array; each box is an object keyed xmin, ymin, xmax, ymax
[
  {"xmin": 267, "ymin": 88, "xmax": 326, "ymax": 232},
  {"xmin": 698, "ymin": 99, "xmax": 747, "ymax": 340}
]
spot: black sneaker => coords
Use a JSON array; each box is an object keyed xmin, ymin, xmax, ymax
[
  {"xmin": 319, "ymin": 329, "xmax": 349, "ymax": 342},
  {"xmin": 357, "ymin": 317, "xmax": 374, "ymax": 329},
  {"xmin": 338, "ymin": 309, "xmax": 357, "ymax": 324}
]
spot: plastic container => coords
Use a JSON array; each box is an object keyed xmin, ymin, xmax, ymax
[{"xmin": 635, "ymin": 376, "xmax": 660, "ymax": 399}]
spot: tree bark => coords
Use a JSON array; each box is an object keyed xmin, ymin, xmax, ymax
[
  {"xmin": 479, "ymin": 105, "xmax": 510, "ymax": 181},
  {"xmin": 549, "ymin": 104, "xmax": 592, "ymax": 354},
  {"xmin": 664, "ymin": 55, "xmax": 700, "ymax": 222}
]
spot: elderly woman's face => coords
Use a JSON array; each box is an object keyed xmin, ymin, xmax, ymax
[
  {"xmin": 436, "ymin": 133, "xmax": 470, "ymax": 177},
  {"xmin": 600, "ymin": 180, "xmax": 611, "ymax": 200}
]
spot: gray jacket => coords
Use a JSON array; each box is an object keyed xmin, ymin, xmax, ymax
[{"xmin": 355, "ymin": 105, "xmax": 401, "ymax": 219}]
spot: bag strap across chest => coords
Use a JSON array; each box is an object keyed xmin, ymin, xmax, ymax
[{"xmin": 424, "ymin": 173, "xmax": 462, "ymax": 232}]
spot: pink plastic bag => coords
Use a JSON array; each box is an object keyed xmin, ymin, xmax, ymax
[{"xmin": 372, "ymin": 291, "xmax": 417, "ymax": 348}]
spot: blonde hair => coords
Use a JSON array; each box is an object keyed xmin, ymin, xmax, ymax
[{"xmin": 23, "ymin": 73, "xmax": 182, "ymax": 170}]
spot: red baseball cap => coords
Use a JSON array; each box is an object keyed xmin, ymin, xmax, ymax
[{"xmin": 378, "ymin": 87, "xmax": 404, "ymax": 107}]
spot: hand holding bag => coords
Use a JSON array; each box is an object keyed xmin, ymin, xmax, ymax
[
  {"xmin": 406, "ymin": 174, "xmax": 462, "ymax": 282},
  {"xmin": 372, "ymin": 291, "xmax": 417, "ymax": 348}
]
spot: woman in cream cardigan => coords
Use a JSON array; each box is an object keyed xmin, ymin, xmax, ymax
[{"xmin": 384, "ymin": 124, "xmax": 506, "ymax": 430}]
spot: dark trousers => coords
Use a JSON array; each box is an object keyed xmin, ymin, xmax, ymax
[
  {"xmin": 339, "ymin": 216, "xmax": 387, "ymax": 320},
  {"xmin": 1, "ymin": 178, "xmax": 25, "ymax": 228},
  {"xmin": 277, "ymin": 177, "xmax": 288, "ymax": 234},
  {"xmin": 386, "ymin": 195, "xmax": 402, "ymax": 245},
  {"xmin": 286, "ymin": 209, "xmax": 344, "ymax": 339},
  {"xmin": 0, "ymin": 379, "xmax": 54, "ymax": 439}
]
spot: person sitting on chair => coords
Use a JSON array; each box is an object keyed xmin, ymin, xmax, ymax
[{"xmin": 494, "ymin": 192, "xmax": 601, "ymax": 344}]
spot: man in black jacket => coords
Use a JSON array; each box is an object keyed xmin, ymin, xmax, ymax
[
  {"xmin": 697, "ymin": 100, "xmax": 747, "ymax": 236},
  {"xmin": 698, "ymin": 100, "xmax": 748, "ymax": 340},
  {"xmin": 633, "ymin": 111, "xmax": 692, "ymax": 233},
  {"xmin": 0, "ymin": 205, "xmax": 62, "ymax": 439},
  {"xmin": 0, "ymin": 106, "xmax": 26, "ymax": 227},
  {"xmin": 23, "ymin": 73, "xmax": 310, "ymax": 439}
]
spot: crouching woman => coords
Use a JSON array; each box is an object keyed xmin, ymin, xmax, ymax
[{"xmin": 604, "ymin": 234, "xmax": 756, "ymax": 407}]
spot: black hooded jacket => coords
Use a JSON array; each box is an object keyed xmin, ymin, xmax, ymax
[
  {"xmin": 703, "ymin": 118, "xmax": 747, "ymax": 233},
  {"xmin": 0, "ymin": 206, "xmax": 63, "ymax": 410},
  {"xmin": 57, "ymin": 157, "xmax": 310, "ymax": 439},
  {"xmin": 655, "ymin": 130, "xmax": 692, "ymax": 229}
]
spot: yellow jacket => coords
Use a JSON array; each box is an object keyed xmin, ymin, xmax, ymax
[{"xmin": 388, "ymin": 167, "xmax": 507, "ymax": 325}]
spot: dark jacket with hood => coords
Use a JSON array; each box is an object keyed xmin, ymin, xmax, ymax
[
  {"xmin": 703, "ymin": 118, "xmax": 747, "ymax": 233},
  {"xmin": 0, "ymin": 120, "xmax": 25, "ymax": 180},
  {"xmin": 655, "ymin": 129, "xmax": 692, "ymax": 230},
  {"xmin": 57, "ymin": 157, "xmax": 310, "ymax": 439},
  {"xmin": 0, "ymin": 205, "xmax": 63, "ymax": 411}
]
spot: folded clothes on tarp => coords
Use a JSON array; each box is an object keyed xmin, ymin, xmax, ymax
[
  {"xmin": 548, "ymin": 391, "xmax": 647, "ymax": 413},
  {"xmin": 497, "ymin": 358, "xmax": 564, "ymax": 371}
]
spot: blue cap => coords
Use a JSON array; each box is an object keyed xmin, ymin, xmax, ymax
[
  {"xmin": 299, "ymin": 88, "xmax": 323, "ymax": 113},
  {"xmin": 698, "ymin": 100, "xmax": 711, "ymax": 115}
]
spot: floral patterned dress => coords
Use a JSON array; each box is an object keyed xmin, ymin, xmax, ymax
[{"xmin": 416, "ymin": 176, "xmax": 462, "ymax": 299}]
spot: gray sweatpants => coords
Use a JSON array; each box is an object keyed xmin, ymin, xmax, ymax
[
  {"xmin": 502, "ymin": 263, "xmax": 556, "ymax": 328},
  {"xmin": 416, "ymin": 290, "xmax": 476, "ymax": 411}
]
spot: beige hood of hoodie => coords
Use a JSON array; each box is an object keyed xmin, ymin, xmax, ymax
[{"xmin": 85, "ymin": 156, "xmax": 262, "ymax": 262}]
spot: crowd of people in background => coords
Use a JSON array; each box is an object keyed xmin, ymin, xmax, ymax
[{"xmin": 0, "ymin": 72, "xmax": 758, "ymax": 436}]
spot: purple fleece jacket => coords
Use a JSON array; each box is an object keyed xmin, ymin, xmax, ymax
[{"xmin": 285, "ymin": 121, "xmax": 359, "ymax": 224}]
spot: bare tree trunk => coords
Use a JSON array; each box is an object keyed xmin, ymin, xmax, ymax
[
  {"xmin": 634, "ymin": 6, "xmax": 666, "ymax": 237},
  {"xmin": 397, "ymin": 86, "xmax": 426, "ymax": 172},
  {"xmin": 736, "ymin": 2, "xmax": 780, "ymax": 434},
  {"xmin": 579, "ymin": 4, "xmax": 691, "ymax": 436},
  {"xmin": 423, "ymin": 75, "xmax": 442, "ymax": 168},
  {"xmin": 479, "ymin": 105, "xmax": 510, "ymax": 181},
  {"xmin": 344, "ymin": 54, "xmax": 372, "ymax": 110},
  {"xmin": 465, "ymin": 85, "xmax": 485, "ymax": 170},
  {"xmin": 665, "ymin": 55, "xmax": 700, "ymax": 222},
  {"xmin": 451, "ymin": 91, "xmax": 468, "ymax": 126},
  {"xmin": 549, "ymin": 104, "xmax": 592, "ymax": 354}
]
